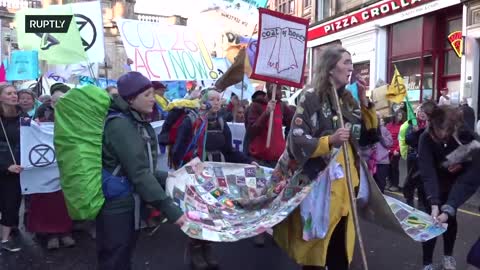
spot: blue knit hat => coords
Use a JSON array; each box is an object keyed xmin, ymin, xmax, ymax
[{"xmin": 117, "ymin": 72, "xmax": 152, "ymax": 99}]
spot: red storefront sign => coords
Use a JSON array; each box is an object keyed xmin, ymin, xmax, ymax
[{"xmin": 308, "ymin": 0, "xmax": 435, "ymax": 41}]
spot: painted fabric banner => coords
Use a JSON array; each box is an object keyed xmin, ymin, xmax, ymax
[
  {"xmin": 168, "ymin": 157, "xmax": 447, "ymax": 242},
  {"xmin": 20, "ymin": 120, "xmax": 61, "ymax": 195},
  {"xmin": 251, "ymin": 8, "xmax": 308, "ymax": 88},
  {"xmin": 117, "ymin": 19, "xmax": 219, "ymax": 81}
]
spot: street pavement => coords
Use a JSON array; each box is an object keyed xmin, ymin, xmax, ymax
[{"xmin": 1, "ymin": 196, "xmax": 479, "ymax": 270}]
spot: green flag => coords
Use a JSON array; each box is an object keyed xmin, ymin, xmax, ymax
[
  {"xmin": 405, "ymin": 96, "xmax": 417, "ymax": 126},
  {"xmin": 15, "ymin": 5, "xmax": 87, "ymax": 64}
]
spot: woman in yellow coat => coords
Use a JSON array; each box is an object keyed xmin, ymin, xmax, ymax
[{"xmin": 273, "ymin": 46, "xmax": 378, "ymax": 270}]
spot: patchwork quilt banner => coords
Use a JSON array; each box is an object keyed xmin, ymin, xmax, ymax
[{"xmin": 166, "ymin": 157, "xmax": 447, "ymax": 242}]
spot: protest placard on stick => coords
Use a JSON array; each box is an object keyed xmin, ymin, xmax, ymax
[{"xmin": 250, "ymin": 9, "xmax": 308, "ymax": 147}]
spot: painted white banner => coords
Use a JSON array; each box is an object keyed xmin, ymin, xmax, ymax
[
  {"xmin": 47, "ymin": 62, "xmax": 99, "ymax": 83},
  {"xmin": 70, "ymin": 0, "xmax": 105, "ymax": 63},
  {"xmin": 20, "ymin": 120, "xmax": 248, "ymax": 194},
  {"xmin": 251, "ymin": 9, "xmax": 308, "ymax": 88},
  {"xmin": 117, "ymin": 19, "xmax": 219, "ymax": 81},
  {"xmin": 20, "ymin": 121, "xmax": 61, "ymax": 195}
]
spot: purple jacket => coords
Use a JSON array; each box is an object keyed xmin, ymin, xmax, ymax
[{"xmin": 376, "ymin": 125, "xmax": 393, "ymax": 164}]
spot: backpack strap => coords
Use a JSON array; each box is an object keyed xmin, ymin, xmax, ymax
[{"xmin": 104, "ymin": 111, "xmax": 154, "ymax": 174}]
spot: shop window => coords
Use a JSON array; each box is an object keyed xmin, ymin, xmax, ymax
[
  {"xmin": 445, "ymin": 18, "xmax": 462, "ymax": 48},
  {"xmin": 391, "ymin": 17, "xmax": 423, "ymax": 58},
  {"xmin": 444, "ymin": 51, "xmax": 461, "ymax": 75}
]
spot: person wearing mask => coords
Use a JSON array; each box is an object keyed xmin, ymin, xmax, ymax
[
  {"xmin": 171, "ymin": 89, "xmax": 255, "ymax": 270},
  {"xmin": 273, "ymin": 46, "xmax": 378, "ymax": 270},
  {"xmin": 98, "ymin": 72, "xmax": 186, "ymax": 270},
  {"xmin": 386, "ymin": 109, "xmax": 405, "ymax": 191},
  {"xmin": 418, "ymin": 105, "xmax": 477, "ymax": 270},
  {"xmin": 247, "ymin": 83, "xmax": 293, "ymax": 168},
  {"xmin": 0, "ymin": 84, "xmax": 25, "ymax": 252},
  {"xmin": 438, "ymin": 87, "xmax": 451, "ymax": 106},
  {"xmin": 17, "ymin": 89, "xmax": 40, "ymax": 117},
  {"xmin": 34, "ymin": 83, "xmax": 70, "ymax": 122}
]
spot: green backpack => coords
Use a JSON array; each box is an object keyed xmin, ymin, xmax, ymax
[{"xmin": 54, "ymin": 85, "xmax": 110, "ymax": 220}]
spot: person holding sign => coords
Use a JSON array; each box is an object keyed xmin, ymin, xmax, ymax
[
  {"xmin": 273, "ymin": 46, "xmax": 378, "ymax": 270},
  {"xmin": 0, "ymin": 84, "xmax": 25, "ymax": 253}
]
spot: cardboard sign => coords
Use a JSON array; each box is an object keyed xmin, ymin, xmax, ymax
[
  {"xmin": 6, "ymin": 50, "xmax": 39, "ymax": 81},
  {"xmin": 117, "ymin": 19, "xmax": 219, "ymax": 81},
  {"xmin": 250, "ymin": 9, "xmax": 308, "ymax": 88}
]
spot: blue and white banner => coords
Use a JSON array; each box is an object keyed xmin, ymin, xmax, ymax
[{"xmin": 20, "ymin": 121, "xmax": 248, "ymax": 194}]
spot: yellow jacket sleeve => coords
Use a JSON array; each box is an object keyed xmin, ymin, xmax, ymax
[
  {"xmin": 361, "ymin": 105, "xmax": 378, "ymax": 130},
  {"xmin": 311, "ymin": 136, "xmax": 330, "ymax": 158}
]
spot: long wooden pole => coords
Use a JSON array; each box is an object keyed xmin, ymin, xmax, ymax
[
  {"xmin": 266, "ymin": 83, "xmax": 277, "ymax": 148},
  {"xmin": 330, "ymin": 84, "xmax": 369, "ymax": 270}
]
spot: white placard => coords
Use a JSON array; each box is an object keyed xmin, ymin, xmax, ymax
[{"xmin": 251, "ymin": 9, "xmax": 308, "ymax": 88}]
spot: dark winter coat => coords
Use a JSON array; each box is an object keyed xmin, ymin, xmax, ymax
[
  {"xmin": 101, "ymin": 95, "xmax": 182, "ymax": 222},
  {"xmin": 418, "ymin": 126, "xmax": 480, "ymax": 206},
  {"xmin": 0, "ymin": 108, "xmax": 26, "ymax": 177},
  {"xmin": 171, "ymin": 111, "xmax": 251, "ymax": 166}
]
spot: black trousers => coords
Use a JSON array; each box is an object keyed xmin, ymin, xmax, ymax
[
  {"xmin": 326, "ymin": 217, "xmax": 349, "ymax": 270},
  {"xmin": 96, "ymin": 205, "xmax": 137, "ymax": 270},
  {"xmin": 301, "ymin": 218, "xmax": 349, "ymax": 270},
  {"xmin": 374, "ymin": 164, "xmax": 389, "ymax": 193},
  {"xmin": 422, "ymin": 199, "xmax": 458, "ymax": 265},
  {"xmin": 389, "ymin": 155, "xmax": 400, "ymax": 187},
  {"xmin": 403, "ymin": 159, "xmax": 428, "ymax": 210},
  {"xmin": 0, "ymin": 175, "xmax": 22, "ymax": 227}
]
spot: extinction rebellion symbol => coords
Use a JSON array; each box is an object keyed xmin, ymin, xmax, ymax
[
  {"xmin": 75, "ymin": 14, "xmax": 97, "ymax": 51},
  {"xmin": 29, "ymin": 144, "xmax": 56, "ymax": 168}
]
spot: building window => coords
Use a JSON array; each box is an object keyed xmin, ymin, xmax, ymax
[
  {"xmin": 289, "ymin": 0, "xmax": 295, "ymax": 14},
  {"xmin": 304, "ymin": 0, "xmax": 311, "ymax": 8},
  {"xmin": 316, "ymin": 0, "xmax": 331, "ymax": 21}
]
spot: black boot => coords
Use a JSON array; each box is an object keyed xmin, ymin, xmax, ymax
[
  {"xmin": 202, "ymin": 241, "xmax": 219, "ymax": 269},
  {"xmin": 189, "ymin": 240, "xmax": 209, "ymax": 270}
]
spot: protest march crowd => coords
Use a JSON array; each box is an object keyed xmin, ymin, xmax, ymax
[
  {"xmin": 1, "ymin": 2, "xmax": 480, "ymax": 270},
  {"xmin": 0, "ymin": 45, "xmax": 479, "ymax": 270}
]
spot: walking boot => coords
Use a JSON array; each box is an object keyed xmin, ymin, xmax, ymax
[
  {"xmin": 189, "ymin": 240, "xmax": 209, "ymax": 270},
  {"xmin": 202, "ymin": 241, "xmax": 219, "ymax": 269}
]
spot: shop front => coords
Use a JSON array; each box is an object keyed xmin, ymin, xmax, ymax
[{"xmin": 307, "ymin": 0, "xmax": 464, "ymax": 104}]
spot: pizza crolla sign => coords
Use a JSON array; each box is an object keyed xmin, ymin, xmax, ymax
[
  {"xmin": 308, "ymin": 0, "xmax": 434, "ymax": 41},
  {"xmin": 448, "ymin": 31, "xmax": 463, "ymax": 58}
]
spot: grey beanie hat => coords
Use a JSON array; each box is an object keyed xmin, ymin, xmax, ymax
[{"xmin": 117, "ymin": 71, "xmax": 152, "ymax": 99}]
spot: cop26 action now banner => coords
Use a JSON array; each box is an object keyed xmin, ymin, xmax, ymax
[{"xmin": 118, "ymin": 19, "xmax": 219, "ymax": 81}]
